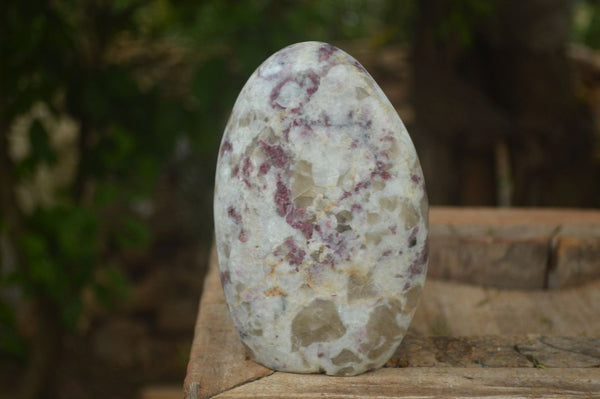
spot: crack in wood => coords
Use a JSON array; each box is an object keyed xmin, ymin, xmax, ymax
[
  {"xmin": 544, "ymin": 225, "xmax": 562, "ymax": 289},
  {"xmin": 210, "ymin": 371, "xmax": 275, "ymax": 399}
]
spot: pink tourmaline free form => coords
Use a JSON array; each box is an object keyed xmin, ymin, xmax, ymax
[{"xmin": 214, "ymin": 42, "xmax": 428, "ymax": 376}]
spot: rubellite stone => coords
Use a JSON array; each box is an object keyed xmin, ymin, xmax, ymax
[{"xmin": 214, "ymin": 42, "xmax": 428, "ymax": 376}]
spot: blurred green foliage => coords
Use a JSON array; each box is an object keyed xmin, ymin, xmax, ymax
[
  {"xmin": 573, "ymin": 0, "xmax": 600, "ymax": 49},
  {"xmin": 1, "ymin": 0, "xmax": 173, "ymax": 359},
  {"xmin": 438, "ymin": 0, "xmax": 494, "ymax": 46},
  {"xmin": 1, "ymin": 0, "xmax": 598, "ymax": 395},
  {"xmin": 0, "ymin": 0, "xmax": 415, "ymax": 370}
]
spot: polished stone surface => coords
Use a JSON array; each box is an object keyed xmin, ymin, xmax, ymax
[{"xmin": 214, "ymin": 41, "xmax": 428, "ymax": 376}]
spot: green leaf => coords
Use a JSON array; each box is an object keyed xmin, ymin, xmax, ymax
[
  {"xmin": 0, "ymin": 300, "xmax": 27, "ymax": 359},
  {"xmin": 61, "ymin": 299, "xmax": 82, "ymax": 329},
  {"xmin": 21, "ymin": 231, "xmax": 62, "ymax": 299},
  {"xmin": 16, "ymin": 119, "xmax": 57, "ymax": 179},
  {"xmin": 54, "ymin": 206, "xmax": 98, "ymax": 264},
  {"xmin": 115, "ymin": 216, "xmax": 151, "ymax": 250},
  {"xmin": 192, "ymin": 59, "xmax": 226, "ymax": 108},
  {"xmin": 29, "ymin": 119, "xmax": 56, "ymax": 164},
  {"xmin": 94, "ymin": 266, "xmax": 129, "ymax": 309},
  {"xmin": 99, "ymin": 125, "xmax": 136, "ymax": 170},
  {"xmin": 94, "ymin": 181, "xmax": 121, "ymax": 207}
]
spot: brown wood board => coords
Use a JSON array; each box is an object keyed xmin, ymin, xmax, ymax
[
  {"xmin": 212, "ymin": 368, "xmax": 599, "ymax": 399},
  {"xmin": 185, "ymin": 208, "xmax": 600, "ymax": 398}
]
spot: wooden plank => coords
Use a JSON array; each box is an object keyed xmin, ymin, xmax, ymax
[
  {"xmin": 551, "ymin": 225, "xmax": 600, "ymax": 288},
  {"xmin": 140, "ymin": 385, "xmax": 182, "ymax": 399},
  {"xmin": 391, "ymin": 335, "xmax": 600, "ymax": 368},
  {"xmin": 184, "ymin": 243, "xmax": 600, "ymax": 398},
  {"xmin": 185, "ymin": 208, "xmax": 600, "ymax": 398},
  {"xmin": 515, "ymin": 336, "xmax": 600, "ymax": 368},
  {"xmin": 428, "ymin": 208, "xmax": 600, "ymax": 288},
  {"xmin": 430, "ymin": 207, "xmax": 600, "ymax": 226},
  {"xmin": 212, "ymin": 368, "xmax": 600, "ymax": 398},
  {"xmin": 428, "ymin": 224, "xmax": 554, "ymax": 289},
  {"xmin": 183, "ymin": 245, "xmax": 272, "ymax": 399},
  {"xmin": 411, "ymin": 279, "xmax": 600, "ymax": 336}
]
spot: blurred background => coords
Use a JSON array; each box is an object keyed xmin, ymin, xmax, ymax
[{"xmin": 1, "ymin": 0, "xmax": 599, "ymax": 397}]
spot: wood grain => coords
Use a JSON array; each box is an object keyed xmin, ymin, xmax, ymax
[
  {"xmin": 430, "ymin": 207, "xmax": 600, "ymax": 226},
  {"xmin": 183, "ymin": 245, "xmax": 272, "ymax": 399},
  {"xmin": 411, "ymin": 279, "xmax": 600, "ymax": 336},
  {"xmin": 212, "ymin": 368, "xmax": 600, "ymax": 399},
  {"xmin": 428, "ymin": 208, "xmax": 600, "ymax": 288},
  {"xmin": 185, "ymin": 209, "xmax": 600, "ymax": 399},
  {"xmin": 390, "ymin": 335, "xmax": 600, "ymax": 368}
]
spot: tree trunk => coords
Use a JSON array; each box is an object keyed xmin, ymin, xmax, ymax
[
  {"xmin": 412, "ymin": 0, "xmax": 599, "ymax": 206},
  {"xmin": 18, "ymin": 299, "xmax": 64, "ymax": 399},
  {"xmin": 0, "ymin": 113, "xmax": 63, "ymax": 399}
]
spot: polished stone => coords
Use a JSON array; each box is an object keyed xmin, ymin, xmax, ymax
[{"xmin": 214, "ymin": 41, "xmax": 428, "ymax": 376}]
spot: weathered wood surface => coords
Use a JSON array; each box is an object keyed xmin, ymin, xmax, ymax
[
  {"xmin": 389, "ymin": 335, "xmax": 600, "ymax": 368},
  {"xmin": 185, "ymin": 208, "xmax": 600, "ymax": 398},
  {"xmin": 429, "ymin": 207, "xmax": 600, "ymax": 226},
  {"xmin": 428, "ymin": 207, "xmax": 600, "ymax": 289},
  {"xmin": 185, "ymin": 245, "xmax": 600, "ymax": 398},
  {"xmin": 213, "ymin": 368, "xmax": 600, "ymax": 399},
  {"xmin": 411, "ymin": 279, "xmax": 600, "ymax": 336},
  {"xmin": 184, "ymin": 245, "xmax": 272, "ymax": 399}
]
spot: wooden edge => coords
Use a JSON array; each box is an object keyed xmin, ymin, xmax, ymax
[
  {"xmin": 185, "ymin": 207, "xmax": 600, "ymax": 397},
  {"xmin": 428, "ymin": 207, "xmax": 600, "ymax": 289},
  {"xmin": 430, "ymin": 206, "xmax": 600, "ymax": 225},
  {"xmin": 212, "ymin": 367, "xmax": 600, "ymax": 398},
  {"xmin": 184, "ymin": 248, "xmax": 600, "ymax": 398},
  {"xmin": 389, "ymin": 334, "xmax": 600, "ymax": 368},
  {"xmin": 184, "ymin": 245, "xmax": 272, "ymax": 399}
]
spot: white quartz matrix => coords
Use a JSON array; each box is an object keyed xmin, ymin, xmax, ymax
[{"xmin": 214, "ymin": 42, "xmax": 428, "ymax": 376}]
